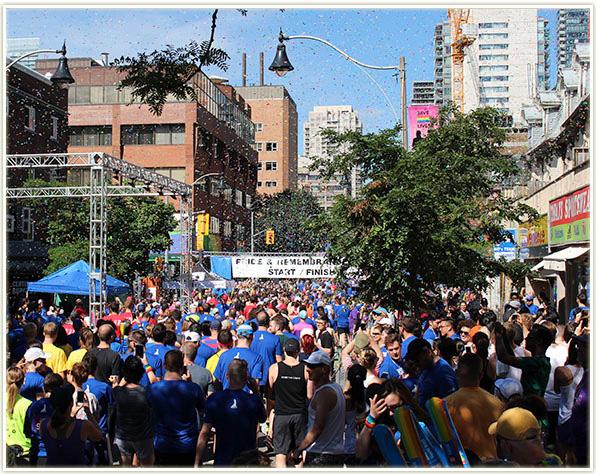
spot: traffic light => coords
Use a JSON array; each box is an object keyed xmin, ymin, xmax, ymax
[
  {"xmin": 266, "ymin": 229, "xmax": 275, "ymax": 245},
  {"xmin": 196, "ymin": 213, "xmax": 210, "ymax": 235}
]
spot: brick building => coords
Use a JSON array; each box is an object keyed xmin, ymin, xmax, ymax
[
  {"xmin": 36, "ymin": 57, "xmax": 258, "ymax": 252},
  {"xmin": 235, "ymin": 85, "xmax": 298, "ymax": 195},
  {"xmin": 6, "ymin": 62, "xmax": 69, "ymax": 291}
]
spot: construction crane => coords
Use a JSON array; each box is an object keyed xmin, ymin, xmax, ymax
[{"xmin": 448, "ymin": 9, "xmax": 477, "ymax": 112}]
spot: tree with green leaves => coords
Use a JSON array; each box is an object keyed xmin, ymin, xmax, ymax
[
  {"xmin": 251, "ymin": 189, "xmax": 325, "ymax": 252},
  {"xmin": 23, "ymin": 180, "xmax": 176, "ymax": 284},
  {"xmin": 112, "ymin": 9, "xmax": 238, "ymax": 116},
  {"xmin": 308, "ymin": 106, "xmax": 538, "ymax": 311}
]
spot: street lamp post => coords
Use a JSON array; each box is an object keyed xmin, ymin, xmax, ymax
[
  {"xmin": 190, "ymin": 171, "xmax": 225, "ymax": 256},
  {"xmin": 6, "ymin": 41, "xmax": 75, "ymax": 89},
  {"xmin": 269, "ymin": 30, "xmax": 408, "ymax": 149}
]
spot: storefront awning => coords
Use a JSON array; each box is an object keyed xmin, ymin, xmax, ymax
[{"xmin": 534, "ymin": 246, "xmax": 589, "ymax": 272}]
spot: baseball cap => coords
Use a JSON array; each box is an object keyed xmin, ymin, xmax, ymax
[
  {"xmin": 284, "ymin": 337, "xmax": 300, "ymax": 353},
  {"xmin": 186, "ymin": 314, "xmax": 200, "ymax": 323},
  {"xmin": 221, "ymin": 294, "xmax": 228, "ymax": 301},
  {"xmin": 494, "ymin": 378, "xmax": 523, "ymax": 400},
  {"xmin": 210, "ymin": 319, "xmax": 222, "ymax": 330},
  {"xmin": 304, "ymin": 350, "xmax": 332, "ymax": 367},
  {"xmin": 184, "ymin": 331, "xmax": 201, "ymax": 342},
  {"xmin": 508, "ymin": 300, "xmax": 521, "ymax": 309},
  {"xmin": 237, "ymin": 324, "xmax": 254, "ymax": 337},
  {"xmin": 300, "ymin": 327, "xmax": 314, "ymax": 338},
  {"xmin": 298, "ymin": 310, "xmax": 308, "ymax": 320},
  {"xmin": 151, "ymin": 302, "xmax": 160, "ymax": 308},
  {"xmin": 50, "ymin": 383, "xmax": 75, "ymax": 411},
  {"xmin": 137, "ymin": 303, "xmax": 146, "ymax": 312},
  {"xmin": 379, "ymin": 317, "xmax": 392, "ymax": 326},
  {"xmin": 488, "ymin": 407, "xmax": 540, "ymax": 440},
  {"xmin": 353, "ymin": 333, "xmax": 369, "ymax": 353},
  {"xmin": 403, "ymin": 338, "xmax": 431, "ymax": 361},
  {"xmin": 24, "ymin": 347, "xmax": 53, "ymax": 362},
  {"xmin": 373, "ymin": 307, "xmax": 389, "ymax": 318},
  {"xmin": 525, "ymin": 295, "xmax": 534, "ymax": 301}
]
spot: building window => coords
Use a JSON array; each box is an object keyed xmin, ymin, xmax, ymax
[
  {"xmin": 265, "ymin": 142, "xmax": 278, "ymax": 152},
  {"xmin": 209, "ymin": 216, "xmax": 220, "ymax": 235},
  {"xmin": 151, "ymin": 167, "xmax": 186, "ymax": 182},
  {"xmin": 479, "ymin": 54, "xmax": 509, "ymax": 61},
  {"xmin": 25, "ymin": 106, "xmax": 35, "ymax": 130},
  {"xmin": 223, "ymin": 187, "xmax": 233, "ymax": 202},
  {"xmin": 254, "ymin": 142, "xmax": 263, "ymax": 152},
  {"xmin": 478, "ymin": 33, "xmax": 509, "ymax": 39},
  {"xmin": 480, "ymin": 97, "xmax": 510, "ymax": 104},
  {"xmin": 265, "ymin": 161, "xmax": 278, "ymax": 171},
  {"xmin": 7, "ymin": 215, "xmax": 14, "ymax": 233},
  {"xmin": 255, "ymin": 122, "xmax": 263, "ymax": 132},
  {"xmin": 51, "ymin": 116, "xmax": 59, "ymax": 140},
  {"xmin": 235, "ymin": 189, "xmax": 243, "ymax": 206},
  {"xmin": 257, "ymin": 162, "xmax": 263, "ymax": 171},
  {"xmin": 257, "ymin": 181, "xmax": 263, "ymax": 187},
  {"xmin": 22, "ymin": 207, "xmax": 33, "ymax": 241},
  {"xmin": 70, "ymin": 126, "xmax": 113, "ymax": 146},
  {"xmin": 209, "ymin": 179, "xmax": 221, "ymax": 197},
  {"xmin": 479, "ymin": 65, "xmax": 509, "ymax": 72},
  {"xmin": 246, "ymin": 194, "xmax": 252, "ymax": 209},
  {"xmin": 480, "ymin": 86, "xmax": 509, "ymax": 93},
  {"xmin": 478, "ymin": 22, "xmax": 508, "ymax": 29},
  {"xmin": 479, "ymin": 44, "xmax": 508, "ymax": 50},
  {"xmin": 265, "ymin": 181, "xmax": 277, "ymax": 188},
  {"xmin": 479, "ymin": 76, "xmax": 509, "ymax": 82},
  {"xmin": 121, "ymin": 124, "xmax": 185, "ymax": 145},
  {"xmin": 223, "ymin": 221, "xmax": 232, "ymax": 238}
]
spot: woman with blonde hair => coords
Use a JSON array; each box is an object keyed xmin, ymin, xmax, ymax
[
  {"xmin": 359, "ymin": 348, "xmax": 384, "ymax": 388},
  {"xmin": 6, "ymin": 366, "xmax": 32, "ymax": 464}
]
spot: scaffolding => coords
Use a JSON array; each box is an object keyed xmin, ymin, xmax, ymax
[{"xmin": 6, "ymin": 152, "xmax": 193, "ymax": 322}]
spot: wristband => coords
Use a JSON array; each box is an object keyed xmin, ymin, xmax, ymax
[
  {"xmin": 364, "ymin": 414, "xmax": 376, "ymax": 429},
  {"xmin": 144, "ymin": 365, "xmax": 153, "ymax": 373}
]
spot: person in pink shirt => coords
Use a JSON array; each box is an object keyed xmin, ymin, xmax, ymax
[{"xmin": 292, "ymin": 311, "xmax": 312, "ymax": 338}]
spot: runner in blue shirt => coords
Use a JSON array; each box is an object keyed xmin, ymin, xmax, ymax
[
  {"xmin": 423, "ymin": 311, "xmax": 441, "ymax": 343},
  {"xmin": 332, "ymin": 297, "xmax": 350, "ymax": 347},
  {"xmin": 214, "ymin": 325, "xmax": 263, "ymax": 391},
  {"xmin": 378, "ymin": 333, "xmax": 407, "ymax": 380},
  {"xmin": 20, "ymin": 347, "xmax": 53, "ymax": 401},
  {"xmin": 194, "ymin": 359, "xmax": 266, "ymax": 466},
  {"xmin": 183, "ymin": 331, "xmax": 215, "ymax": 367},
  {"xmin": 82, "ymin": 353, "xmax": 115, "ymax": 435},
  {"xmin": 146, "ymin": 323, "xmax": 171, "ymax": 365},
  {"xmin": 146, "ymin": 349, "xmax": 206, "ymax": 466},
  {"xmin": 249, "ymin": 312, "xmax": 283, "ymax": 388}
]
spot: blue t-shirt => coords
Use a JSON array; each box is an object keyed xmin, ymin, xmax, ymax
[
  {"xmin": 423, "ymin": 327, "xmax": 438, "ymax": 343},
  {"xmin": 525, "ymin": 304, "xmax": 539, "ymax": 315},
  {"xmin": 249, "ymin": 330, "xmax": 282, "ymax": 386},
  {"xmin": 333, "ymin": 304, "xmax": 350, "ymax": 328},
  {"xmin": 121, "ymin": 351, "xmax": 164, "ymax": 386},
  {"xmin": 21, "ymin": 372, "xmax": 45, "ymax": 401},
  {"xmin": 569, "ymin": 306, "xmax": 590, "ymax": 321},
  {"xmin": 379, "ymin": 356, "xmax": 406, "ymax": 380},
  {"xmin": 283, "ymin": 331, "xmax": 299, "ymax": 341},
  {"xmin": 199, "ymin": 314, "xmax": 215, "ymax": 324},
  {"xmin": 203, "ymin": 389, "xmax": 267, "ymax": 465},
  {"xmin": 214, "ymin": 347, "xmax": 263, "ymax": 390},
  {"xmin": 401, "ymin": 335, "xmax": 418, "ymax": 359},
  {"xmin": 146, "ymin": 380, "xmax": 205, "ymax": 454},
  {"xmin": 146, "ymin": 343, "xmax": 171, "ymax": 365},
  {"xmin": 195, "ymin": 344, "xmax": 216, "ymax": 368},
  {"xmin": 449, "ymin": 333, "xmax": 461, "ymax": 341},
  {"xmin": 27, "ymin": 398, "xmax": 53, "ymax": 458},
  {"xmin": 83, "ymin": 377, "xmax": 114, "ymax": 434},
  {"xmin": 416, "ymin": 358, "xmax": 459, "ymax": 407}
]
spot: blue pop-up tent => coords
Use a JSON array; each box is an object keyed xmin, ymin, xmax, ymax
[{"xmin": 27, "ymin": 260, "xmax": 130, "ymax": 296}]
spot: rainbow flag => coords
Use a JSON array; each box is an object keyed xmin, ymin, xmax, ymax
[{"xmin": 417, "ymin": 116, "xmax": 431, "ymax": 123}]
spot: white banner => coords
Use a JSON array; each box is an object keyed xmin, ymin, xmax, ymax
[{"xmin": 231, "ymin": 255, "xmax": 336, "ymax": 279}]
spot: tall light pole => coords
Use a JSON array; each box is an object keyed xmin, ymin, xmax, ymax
[
  {"xmin": 189, "ymin": 172, "xmax": 225, "ymax": 263},
  {"xmin": 6, "ymin": 41, "xmax": 75, "ymax": 89},
  {"xmin": 269, "ymin": 29, "xmax": 408, "ymax": 149}
]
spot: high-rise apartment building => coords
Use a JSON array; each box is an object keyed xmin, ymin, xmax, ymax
[
  {"xmin": 302, "ymin": 105, "xmax": 362, "ymax": 210},
  {"xmin": 412, "ymin": 81, "xmax": 435, "ymax": 105},
  {"xmin": 235, "ymin": 85, "xmax": 298, "ymax": 195},
  {"xmin": 557, "ymin": 9, "xmax": 590, "ymax": 69},
  {"xmin": 434, "ymin": 21, "xmax": 452, "ymax": 106},
  {"xmin": 462, "ymin": 9, "xmax": 548, "ymax": 126},
  {"xmin": 35, "ymin": 57, "xmax": 258, "ymax": 253},
  {"xmin": 7, "ymin": 37, "xmax": 40, "ymax": 69},
  {"xmin": 537, "ymin": 17, "xmax": 551, "ymax": 90}
]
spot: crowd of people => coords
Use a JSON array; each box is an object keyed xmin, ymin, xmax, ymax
[{"xmin": 6, "ymin": 279, "xmax": 590, "ymax": 467}]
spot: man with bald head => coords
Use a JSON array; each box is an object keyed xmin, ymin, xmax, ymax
[{"xmin": 88, "ymin": 321, "xmax": 122, "ymax": 385}]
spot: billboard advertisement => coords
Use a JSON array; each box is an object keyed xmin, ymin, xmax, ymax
[
  {"xmin": 408, "ymin": 105, "xmax": 439, "ymax": 150},
  {"xmin": 549, "ymin": 186, "xmax": 590, "ymax": 245},
  {"xmin": 518, "ymin": 215, "xmax": 548, "ymax": 259}
]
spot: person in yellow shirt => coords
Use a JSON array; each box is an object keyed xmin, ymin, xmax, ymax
[
  {"xmin": 6, "ymin": 366, "xmax": 32, "ymax": 464},
  {"xmin": 42, "ymin": 322, "xmax": 68, "ymax": 377},
  {"xmin": 444, "ymin": 352, "xmax": 504, "ymax": 461},
  {"xmin": 67, "ymin": 327, "xmax": 95, "ymax": 371},
  {"xmin": 205, "ymin": 329, "xmax": 233, "ymax": 375}
]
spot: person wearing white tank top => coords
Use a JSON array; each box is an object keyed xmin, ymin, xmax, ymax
[{"xmin": 298, "ymin": 350, "xmax": 346, "ymax": 466}]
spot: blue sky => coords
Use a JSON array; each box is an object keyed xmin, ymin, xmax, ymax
[{"xmin": 6, "ymin": 7, "xmax": 558, "ymax": 154}]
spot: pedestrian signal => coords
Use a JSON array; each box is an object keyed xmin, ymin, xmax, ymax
[{"xmin": 266, "ymin": 230, "xmax": 275, "ymax": 245}]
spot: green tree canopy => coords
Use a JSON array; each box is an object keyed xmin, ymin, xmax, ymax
[
  {"xmin": 23, "ymin": 179, "xmax": 176, "ymax": 284},
  {"xmin": 309, "ymin": 106, "xmax": 538, "ymax": 311},
  {"xmin": 252, "ymin": 189, "xmax": 326, "ymax": 252}
]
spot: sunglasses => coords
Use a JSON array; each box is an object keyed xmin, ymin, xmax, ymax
[
  {"xmin": 371, "ymin": 332, "xmax": 381, "ymax": 336},
  {"xmin": 460, "ymin": 330, "xmax": 470, "ymax": 335}
]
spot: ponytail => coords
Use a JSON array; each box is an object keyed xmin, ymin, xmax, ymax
[
  {"xmin": 302, "ymin": 334, "xmax": 315, "ymax": 355},
  {"xmin": 7, "ymin": 366, "xmax": 25, "ymax": 416},
  {"xmin": 50, "ymin": 407, "xmax": 69, "ymax": 429}
]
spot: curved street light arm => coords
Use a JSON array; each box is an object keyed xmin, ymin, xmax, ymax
[
  {"xmin": 282, "ymin": 34, "xmax": 401, "ymax": 72},
  {"xmin": 191, "ymin": 172, "xmax": 223, "ymax": 186},
  {"xmin": 6, "ymin": 46, "xmax": 65, "ymax": 70},
  {"xmin": 352, "ymin": 63, "xmax": 399, "ymax": 123}
]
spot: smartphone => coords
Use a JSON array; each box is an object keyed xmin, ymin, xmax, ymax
[
  {"xmin": 76, "ymin": 391, "xmax": 85, "ymax": 404},
  {"xmin": 134, "ymin": 344, "xmax": 144, "ymax": 358},
  {"xmin": 465, "ymin": 346, "xmax": 472, "ymax": 353}
]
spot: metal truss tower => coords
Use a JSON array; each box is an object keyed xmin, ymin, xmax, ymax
[{"xmin": 6, "ymin": 152, "xmax": 193, "ymax": 322}]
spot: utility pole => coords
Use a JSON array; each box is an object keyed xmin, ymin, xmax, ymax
[
  {"xmin": 251, "ymin": 211, "xmax": 254, "ymax": 253},
  {"xmin": 400, "ymin": 56, "xmax": 408, "ymax": 150}
]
